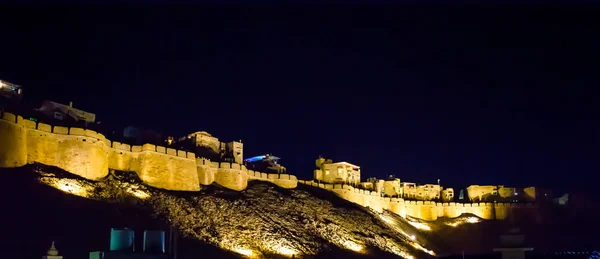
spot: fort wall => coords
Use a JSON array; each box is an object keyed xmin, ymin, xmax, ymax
[
  {"xmin": 214, "ymin": 162, "xmax": 248, "ymax": 191},
  {"xmin": 27, "ymin": 124, "xmax": 109, "ymax": 180},
  {"xmin": 0, "ymin": 113, "xmax": 28, "ymax": 168},
  {"xmin": 299, "ymin": 180, "xmax": 537, "ymax": 221},
  {"xmin": 0, "ymin": 112, "xmax": 300, "ymax": 192},
  {"xmin": 247, "ymin": 169, "xmax": 298, "ymax": 189},
  {"xmin": 194, "ymin": 160, "xmax": 298, "ymax": 190},
  {"xmin": 0, "ymin": 111, "xmax": 532, "ymax": 218},
  {"xmin": 1, "ymin": 112, "xmax": 199, "ymax": 190},
  {"xmin": 196, "ymin": 158, "xmax": 218, "ymax": 185}
]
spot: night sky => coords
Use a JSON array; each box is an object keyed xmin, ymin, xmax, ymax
[{"xmin": 0, "ymin": 5, "xmax": 597, "ymax": 192}]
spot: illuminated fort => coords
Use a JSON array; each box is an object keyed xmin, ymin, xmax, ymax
[{"xmin": 0, "ymin": 109, "xmax": 544, "ymax": 222}]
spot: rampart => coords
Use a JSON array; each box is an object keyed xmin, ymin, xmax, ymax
[
  {"xmin": 0, "ymin": 112, "xmax": 298, "ymax": 191},
  {"xmin": 0, "ymin": 111, "xmax": 531, "ymax": 218},
  {"xmin": 298, "ymin": 180, "xmax": 537, "ymax": 221}
]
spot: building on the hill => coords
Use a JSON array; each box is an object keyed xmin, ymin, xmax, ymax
[
  {"xmin": 38, "ymin": 100, "xmax": 96, "ymax": 126},
  {"xmin": 42, "ymin": 241, "xmax": 62, "ymax": 259},
  {"xmin": 359, "ymin": 177, "xmax": 384, "ymax": 192},
  {"xmin": 179, "ymin": 131, "xmax": 220, "ymax": 153},
  {"xmin": 467, "ymin": 185, "xmax": 499, "ymax": 201},
  {"xmin": 314, "ymin": 157, "xmax": 361, "ymax": 185},
  {"xmin": 383, "ymin": 177, "xmax": 402, "ymax": 197},
  {"xmin": 226, "ymin": 141, "xmax": 244, "ymax": 164},
  {"xmin": 418, "ymin": 184, "xmax": 442, "ymax": 201},
  {"xmin": 467, "ymin": 185, "xmax": 537, "ymax": 202},
  {"xmin": 498, "ymin": 186, "xmax": 518, "ymax": 199},
  {"xmin": 441, "ymin": 188, "xmax": 455, "ymax": 202},
  {"xmin": 523, "ymin": 187, "xmax": 538, "ymax": 202},
  {"xmin": 401, "ymin": 182, "xmax": 418, "ymax": 199},
  {"xmin": 175, "ymin": 131, "xmax": 243, "ymax": 164},
  {"xmin": 400, "ymin": 183, "xmax": 442, "ymax": 201},
  {"xmin": 359, "ymin": 181, "xmax": 373, "ymax": 190}
]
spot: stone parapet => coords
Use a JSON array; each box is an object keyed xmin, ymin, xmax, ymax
[{"xmin": 297, "ymin": 178, "xmax": 536, "ymax": 221}]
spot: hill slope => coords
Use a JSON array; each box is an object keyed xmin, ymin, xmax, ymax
[
  {"xmin": 0, "ymin": 165, "xmax": 439, "ymax": 259},
  {"xmin": 3, "ymin": 165, "xmax": 599, "ymax": 259}
]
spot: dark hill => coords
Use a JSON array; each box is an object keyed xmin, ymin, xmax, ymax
[
  {"xmin": 2, "ymin": 165, "xmax": 599, "ymax": 259},
  {"xmin": 0, "ymin": 165, "xmax": 437, "ymax": 259}
]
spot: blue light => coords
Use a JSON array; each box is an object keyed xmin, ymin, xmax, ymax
[
  {"xmin": 245, "ymin": 155, "xmax": 266, "ymax": 163},
  {"xmin": 245, "ymin": 154, "xmax": 281, "ymax": 163}
]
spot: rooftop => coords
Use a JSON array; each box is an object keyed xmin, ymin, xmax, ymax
[{"xmin": 331, "ymin": 162, "xmax": 360, "ymax": 169}]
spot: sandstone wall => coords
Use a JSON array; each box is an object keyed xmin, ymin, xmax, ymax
[
  {"xmin": 0, "ymin": 112, "xmax": 199, "ymax": 191},
  {"xmin": 196, "ymin": 158, "xmax": 218, "ymax": 185},
  {"xmin": 26, "ymin": 125, "xmax": 109, "ymax": 180},
  {"xmin": 299, "ymin": 180, "xmax": 537, "ymax": 221},
  {"xmin": 136, "ymin": 149, "xmax": 198, "ymax": 191},
  {"xmin": 246, "ymin": 168, "xmax": 298, "ymax": 189},
  {"xmin": 0, "ymin": 113, "xmax": 28, "ymax": 168},
  {"xmin": 214, "ymin": 162, "xmax": 248, "ymax": 191},
  {"xmin": 0, "ymin": 113, "xmax": 110, "ymax": 180}
]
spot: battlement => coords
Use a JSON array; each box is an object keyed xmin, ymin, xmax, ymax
[
  {"xmin": 0, "ymin": 111, "xmax": 533, "ymax": 219},
  {"xmin": 0, "ymin": 111, "xmax": 200, "ymax": 191},
  {"xmin": 246, "ymin": 167, "xmax": 298, "ymax": 189},
  {"xmin": 299, "ymin": 179, "xmax": 538, "ymax": 221},
  {"xmin": 111, "ymin": 142, "xmax": 195, "ymax": 160},
  {"xmin": 1, "ymin": 111, "xmax": 301, "ymax": 192},
  {"xmin": 2, "ymin": 112, "xmax": 197, "ymax": 161}
]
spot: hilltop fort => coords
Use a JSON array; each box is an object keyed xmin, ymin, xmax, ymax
[
  {"xmin": 0, "ymin": 85, "xmax": 552, "ymax": 223},
  {"xmin": 0, "ymin": 103, "xmax": 551, "ymax": 222}
]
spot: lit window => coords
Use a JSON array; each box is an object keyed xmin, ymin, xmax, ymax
[{"xmin": 325, "ymin": 170, "xmax": 330, "ymax": 175}]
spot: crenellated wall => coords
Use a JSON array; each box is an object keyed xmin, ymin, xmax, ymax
[
  {"xmin": 298, "ymin": 180, "xmax": 537, "ymax": 221},
  {"xmin": 193, "ymin": 159, "xmax": 298, "ymax": 190},
  {"xmin": 0, "ymin": 112, "xmax": 298, "ymax": 192},
  {"xmin": 0, "ymin": 113, "xmax": 110, "ymax": 180},
  {"xmin": 246, "ymin": 168, "xmax": 298, "ymax": 189},
  {"xmin": 214, "ymin": 162, "xmax": 248, "ymax": 191},
  {"xmin": 0, "ymin": 112, "xmax": 200, "ymax": 190}
]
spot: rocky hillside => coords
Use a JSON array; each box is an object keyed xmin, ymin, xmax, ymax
[
  {"xmin": 2, "ymin": 165, "xmax": 599, "ymax": 259},
  {"xmin": 1, "ymin": 165, "xmax": 444, "ymax": 259}
]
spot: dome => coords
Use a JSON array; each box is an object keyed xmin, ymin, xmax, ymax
[{"xmin": 47, "ymin": 241, "xmax": 59, "ymax": 256}]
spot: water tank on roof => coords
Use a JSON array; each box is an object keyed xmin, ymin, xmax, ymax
[
  {"xmin": 143, "ymin": 230, "xmax": 166, "ymax": 254},
  {"xmin": 109, "ymin": 228, "xmax": 135, "ymax": 252}
]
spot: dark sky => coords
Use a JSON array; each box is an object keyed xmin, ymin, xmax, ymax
[{"xmin": 0, "ymin": 5, "xmax": 597, "ymax": 192}]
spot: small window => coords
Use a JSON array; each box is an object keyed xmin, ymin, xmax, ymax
[{"xmin": 325, "ymin": 170, "xmax": 330, "ymax": 175}]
